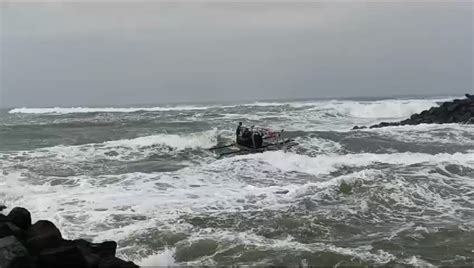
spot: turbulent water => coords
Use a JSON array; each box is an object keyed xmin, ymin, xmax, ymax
[{"xmin": 1, "ymin": 97, "xmax": 473, "ymax": 266}]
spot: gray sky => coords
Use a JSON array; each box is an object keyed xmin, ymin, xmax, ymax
[{"xmin": 0, "ymin": 1, "xmax": 472, "ymax": 108}]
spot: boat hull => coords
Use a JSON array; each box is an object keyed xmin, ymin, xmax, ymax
[{"xmin": 220, "ymin": 139, "xmax": 297, "ymax": 157}]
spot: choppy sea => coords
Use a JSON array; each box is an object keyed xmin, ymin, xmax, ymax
[{"xmin": 1, "ymin": 96, "xmax": 473, "ymax": 266}]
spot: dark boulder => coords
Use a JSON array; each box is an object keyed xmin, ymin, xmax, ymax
[
  {"xmin": 7, "ymin": 207, "xmax": 32, "ymax": 230},
  {"xmin": 420, "ymin": 110, "xmax": 429, "ymax": 117},
  {"xmin": 0, "ymin": 206, "xmax": 6, "ymax": 212},
  {"xmin": 7, "ymin": 255, "xmax": 38, "ymax": 268},
  {"xmin": 73, "ymin": 239, "xmax": 117, "ymax": 267},
  {"xmin": 0, "ymin": 223, "xmax": 24, "ymax": 240},
  {"xmin": 0, "ymin": 236, "xmax": 29, "ymax": 268},
  {"xmin": 400, "ymin": 119, "xmax": 412, "ymax": 125},
  {"xmin": 24, "ymin": 220, "xmax": 62, "ymax": 255},
  {"xmin": 38, "ymin": 241, "xmax": 89, "ymax": 268},
  {"xmin": 0, "ymin": 208, "xmax": 137, "ymax": 268},
  {"xmin": 75, "ymin": 239, "xmax": 117, "ymax": 258},
  {"xmin": 98, "ymin": 256, "xmax": 139, "ymax": 268},
  {"xmin": 447, "ymin": 115, "xmax": 455, "ymax": 123},
  {"xmin": 369, "ymin": 121, "xmax": 400, "ymax": 129},
  {"xmin": 446, "ymin": 102, "xmax": 460, "ymax": 112},
  {"xmin": 462, "ymin": 112, "xmax": 472, "ymax": 123},
  {"xmin": 428, "ymin": 107, "xmax": 441, "ymax": 115},
  {"xmin": 410, "ymin": 113, "xmax": 420, "ymax": 120}
]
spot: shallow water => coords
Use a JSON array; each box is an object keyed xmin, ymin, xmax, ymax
[{"xmin": 1, "ymin": 97, "xmax": 473, "ymax": 266}]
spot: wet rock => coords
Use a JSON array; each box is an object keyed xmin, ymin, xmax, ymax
[
  {"xmin": 0, "ymin": 207, "xmax": 137, "ymax": 267},
  {"xmin": 0, "ymin": 214, "xmax": 8, "ymax": 223},
  {"xmin": 0, "ymin": 222, "xmax": 24, "ymax": 240},
  {"xmin": 38, "ymin": 241, "xmax": 88, "ymax": 268},
  {"xmin": 447, "ymin": 102, "xmax": 459, "ymax": 112},
  {"xmin": 0, "ymin": 236, "xmax": 29, "ymax": 268},
  {"xmin": 370, "ymin": 121, "xmax": 399, "ymax": 129},
  {"xmin": 98, "ymin": 256, "xmax": 139, "ymax": 268},
  {"xmin": 8, "ymin": 207, "xmax": 32, "ymax": 230},
  {"xmin": 8, "ymin": 255, "xmax": 39, "ymax": 268},
  {"xmin": 74, "ymin": 239, "xmax": 117, "ymax": 266},
  {"xmin": 339, "ymin": 181, "xmax": 352, "ymax": 195},
  {"xmin": 400, "ymin": 119, "xmax": 412, "ymax": 125},
  {"xmin": 355, "ymin": 94, "xmax": 473, "ymax": 129},
  {"xmin": 24, "ymin": 220, "xmax": 62, "ymax": 254},
  {"xmin": 428, "ymin": 107, "xmax": 440, "ymax": 115}
]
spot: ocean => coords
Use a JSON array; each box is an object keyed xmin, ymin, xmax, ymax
[{"xmin": 1, "ymin": 96, "xmax": 473, "ymax": 266}]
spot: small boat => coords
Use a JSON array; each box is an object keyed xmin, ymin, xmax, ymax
[
  {"xmin": 217, "ymin": 138, "xmax": 297, "ymax": 157},
  {"xmin": 208, "ymin": 126, "xmax": 298, "ymax": 157}
]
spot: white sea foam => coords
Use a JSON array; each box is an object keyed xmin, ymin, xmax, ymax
[
  {"xmin": 138, "ymin": 248, "xmax": 177, "ymax": 266},
  {"xmin": 8, "ymin": 106, "xmax": 213, "ymax": 114},
  {"xmin": 364, "ymin": 123, "xmax": 474, "ymax": 144},
  {"xmin": 0, "ymin": 130, "xmax": 219, "ymax": 165},
  {"xmin": 220, "ymin": 97, "xmax": 457, "ymax": 131},
  {"xmin": 293, "ymin": 136, "xmax": 344, "ymax": 154},
  {"xmin": 241, "ymin": 101, "xmax": 292, "ymax": 107},
  {"xmin": 2, "ymin": 145, "xmax": 473, "ymax": 264},
  {"xmin": 7, "ymin": 102, "xmax": 295, "ymax": 114},
  {"xmin": 176, "ymin": 230, "xmax": 396, "ymax": 264},
  {"xmin": 404, "ymin": 256, "xmax": 435, "ymax": 267},
  {"xmin": 311, "ymin": 98, "xmax": 452, "ymax": 119},
  {"xmin": 229, "ymin": 151, "xmax": 474, "ymax": 176},
  {"xmin": 104, "ymin": 129, "xmax": 218, "ymax": 150},
  {"xmin": 9, "ymin": 97, "xmax": 455, "ymax": 117},
  {"xmin": 7, "ymin": 103, "xmax": 296, "ymax": 115}
]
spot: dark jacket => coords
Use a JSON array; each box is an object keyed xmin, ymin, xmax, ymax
[{"xmin": 236, "ymin": 125, "xmax": 242, "ymax": 136}]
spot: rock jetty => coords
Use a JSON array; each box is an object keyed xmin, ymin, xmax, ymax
[
  {"xmin": 0, "ymin": 206, "xmax": 138, "ymax": 268},
  {"xmin": 353, "ymin": 94, "xmax": 474, "ymax": 129}
]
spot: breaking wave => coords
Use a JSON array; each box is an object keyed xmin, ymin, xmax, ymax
[
  {"xmin": 8, "ymin": 106, "xmax": 212, "ymax": 114},
  {"xmin": 315, "ymin": 99, "xmax": 451, "ymax": 119},
  {"xmin": 103, "ymin": 130, "xmax": 218, "ymax": 150},
  {"xmin": 0, "ymin": 130, "xmax": 219, "ymax": 165},
  {"xmin": 213, "ymin": 150, "xmax": 474, "ymax": 176},
  {"xmin": 8, "ymin": 97, "xmax": 455, "ymax": 118}
]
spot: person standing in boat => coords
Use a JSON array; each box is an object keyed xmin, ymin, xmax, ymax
[
  {"xmin": 236, "ymin": 123, "xmax": 255, "ymax": 148},
  {"xmin": 236, "ymin": 122, "xmax": 250, "ymax": 147},
  {"xmin": 236, "ymin": 122, "xmax": 243, "ymax": 138}
]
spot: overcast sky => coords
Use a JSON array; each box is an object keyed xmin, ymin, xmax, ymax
[{"xmin": 0, "ymin": 1, "xmax": 472, "ymax": 108}]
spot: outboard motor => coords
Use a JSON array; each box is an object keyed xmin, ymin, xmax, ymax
[{"xmin": 253, "ymin": 132, "xmax": 263, "ymax": 148}]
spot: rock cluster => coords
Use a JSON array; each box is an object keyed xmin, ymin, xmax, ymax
[
  {"xmin": 0, "ymin": 206, "xmax": 138, "ymax": 268},
  {"xmin": 353, "ymin": 94, "xmax": 474, "ymax": 130}
]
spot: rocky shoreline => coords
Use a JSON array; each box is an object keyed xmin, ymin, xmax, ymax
[
  {"xmin": 0, "ymin": 206, "xmax": 138, "ymax": 268},
  {"xmin": 353, "ymin": 94, "xmax": 474, "ymax": 129}
]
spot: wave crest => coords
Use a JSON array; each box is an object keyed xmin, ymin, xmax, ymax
[
  {"xmin": 314, "ymin": 99, "xmax": 449, "ymax": 119},
  {"xmin": 228, "ymin": 150, "xmax": 474, "ymax": 176},
  {"xmin": 103, "ymin": 130, "xmax": 218, "ymax": 150},
  {"xmin": 8, "ymin": 106, "xmax": 211, "ymax": 114}
]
